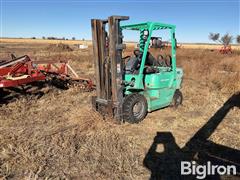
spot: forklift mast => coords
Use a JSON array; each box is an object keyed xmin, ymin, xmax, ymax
[{"xmin": 91, "ymin": 16, "xmax": 129, "ymax": 120}]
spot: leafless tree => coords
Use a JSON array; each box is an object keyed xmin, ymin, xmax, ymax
[
  {"xmin": 237, "ymin": 35, "xmax": 240, "ymax": 44},
  {"xmin": 209, "ymin": 33, "xmax": 233, "ymax": 46},
  {"xmin": 220, "ymin": 33, "xmax": 233, "ymax": 46}
]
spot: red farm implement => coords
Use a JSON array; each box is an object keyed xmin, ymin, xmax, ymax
[
  {"xmin": 219, "ymin": 45, "xmax": 232, "ymax": 54},
  {"xmin": 0, "ymin": 55, "xmax": 94, "ymax": 102}
]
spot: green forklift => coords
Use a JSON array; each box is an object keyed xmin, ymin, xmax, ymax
[{"xmin": 91, "ymin": 16, "xmax": 183, "ymax": 123}]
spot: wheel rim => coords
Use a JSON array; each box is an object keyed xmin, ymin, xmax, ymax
[{"xmin": 133, "ymin": 101, "xmax": 144, "ymax": 118}]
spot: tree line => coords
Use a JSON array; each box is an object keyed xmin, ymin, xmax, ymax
[{"xmin": 31, "ymin": 37, "xmax": 77, "ymax": 40}]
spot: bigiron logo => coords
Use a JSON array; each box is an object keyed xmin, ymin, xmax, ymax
[{"xmin": 181, "ymin": 161, "xmax": 237, "ymax": 179}]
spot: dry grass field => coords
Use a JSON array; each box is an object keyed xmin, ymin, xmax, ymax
[
  {"xmin": 0, "ymin": 40, "xmax": 239, "ymax": 179},
  {"xmin": 1, "ymin": 38, "xmax": 240, "ymax": 50}
]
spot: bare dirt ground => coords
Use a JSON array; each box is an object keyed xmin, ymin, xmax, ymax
[{"xmin": 0, "ymin": 42, "xmax": 239, "ymax": 179}]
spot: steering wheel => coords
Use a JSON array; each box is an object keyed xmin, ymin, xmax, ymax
[
  {"xmin": 122, "ymin": 55, "xmax": 130, "ymax": 60},
  {"xmin": 122, "ymin": 56, "xmax": 131, "ymax": 64},
  {"xmin": 133, "ymin": 49, "xmax": 141, "ymax": 57}
]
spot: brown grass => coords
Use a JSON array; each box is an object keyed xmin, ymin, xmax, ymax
[
  {"xmin": 1, "ymin": 38, "xmax": 240, "ymax": 50},
  {"xmin": 0, "ymin": 41, "xmax": 239, "ymax": 179}
]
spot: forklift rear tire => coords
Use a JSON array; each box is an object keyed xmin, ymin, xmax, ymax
[
  {"xmin": 122, "ymin": 94, "xmax": 148, "ymax": 123},
  {"xmin": 171, "ymin": 89, "xmax": 183, "ymax": 108}
]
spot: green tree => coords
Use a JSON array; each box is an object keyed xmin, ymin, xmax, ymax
[{"xmin": 209, "ymin": 33, "xmax": 220, "ymax": 42}]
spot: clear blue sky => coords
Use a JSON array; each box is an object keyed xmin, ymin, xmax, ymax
[{"xmin": 1, "ymin": 0, "xmax": 239, "ymax": 43}]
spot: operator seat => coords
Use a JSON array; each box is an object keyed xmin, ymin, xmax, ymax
[
  {"xmin": 135, "ymin": 50, "xmax": 159, "ymax": 74},
  {"xmin": 145, "ymin": 52, "xmax": 158, "ymax": 66},
  {"xmin": 133, "ymin": 50, "xmax": 158, "ymax": 66},
  {"xmin": 125, "ymin": 50, "xmax": 159, "ymax": 74}
]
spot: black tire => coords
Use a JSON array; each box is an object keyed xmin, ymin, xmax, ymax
[
  {"xmin": 157, "ymin": 55, "xmax": 166, "ymax": 67},
  {"xmin": 171, "ymin": 89, "xmax": 183, "ymax": 108},
  {"xmin": 122, "ymin": 94, "xmax": 148, "ymax": 123},
  {"xmin": 165, "ymin": 55, "xmax": 172, "ymax": 67}
]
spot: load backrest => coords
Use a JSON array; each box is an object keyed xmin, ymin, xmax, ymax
[{"xmin": 91, "ymin": 16, "xmax": 129, "ymax": 119}]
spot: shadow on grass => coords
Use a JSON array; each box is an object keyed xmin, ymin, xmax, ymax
[
  {"xmin": 0, "ymin": 80, "xmax": 60, "ymax": 105},
  {"xmin": 0, "ymin": 79, "xmax": 70, "ymax": 105},
  {"xmin": 144, "ymin": 92, "xmax": 240, "ymax": 179}
]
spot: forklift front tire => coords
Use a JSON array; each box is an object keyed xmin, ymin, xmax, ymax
[{"xmin": 122, "ymin": 94, "xmax": 148, "ymax": 123}]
